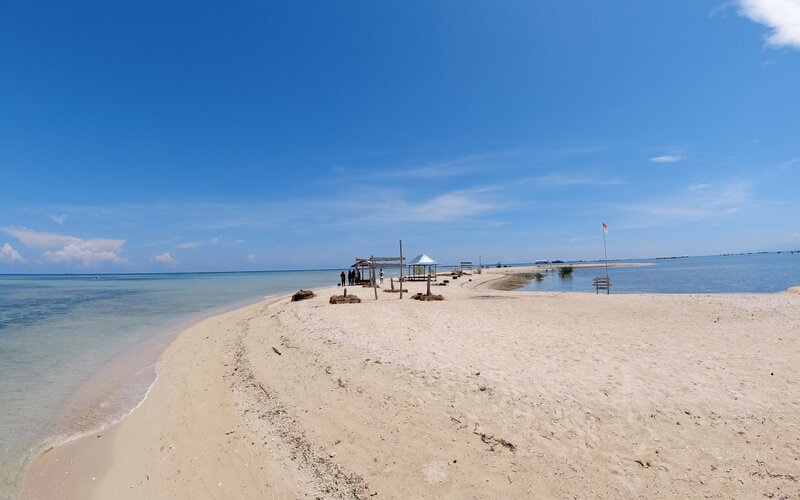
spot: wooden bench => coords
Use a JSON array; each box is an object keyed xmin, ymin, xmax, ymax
[{"xmin": 593, "ymin": 276, "xmax": 611, "ymax": 294}]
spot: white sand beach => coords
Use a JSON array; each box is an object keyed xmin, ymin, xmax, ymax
[{"xmin": 18, "ymin": 268, "xmax": 800, "ymax": 498}]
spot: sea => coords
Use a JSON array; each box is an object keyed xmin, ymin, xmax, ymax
[
  {"xmin": 518, "ymin": 252, "xmax": 800, "ymax": 294},
  {"xmin": 1, "ymin": 252, "xmax": 798, "ymax": 497},
  {"xmin": 0, "ymin": 270, "xmax": 337, "ymax": 498}
]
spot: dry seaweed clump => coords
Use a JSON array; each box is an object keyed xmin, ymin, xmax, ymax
[
  {"xmin": 411, "ymin": 292, "xmax": 444, "ymax": 301},
  {"xmin": 330, "ymin": 294, "xmax": 361, "ymax": 304},
  {"xmin": 291, "ymin": 289, "xmax": 315, "ymax": 302}
]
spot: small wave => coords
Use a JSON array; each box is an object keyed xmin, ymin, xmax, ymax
[{"xmin": 45, "ymin": 371, "xmax": 159, "ymax": 450}]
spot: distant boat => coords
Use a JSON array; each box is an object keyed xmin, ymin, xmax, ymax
[{"xmin": 535, "ymin": 260, "xmax": 549, "ymax": 264}]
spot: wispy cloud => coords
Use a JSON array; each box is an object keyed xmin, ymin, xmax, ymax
[
  {"xmin": 404, "ymin": 191, "xmax": 499, "ymax": 222},
  {"xmin": 622, "ymin": 180, "xmax": 750, "ymax": 227},
  {"xmin": 333, "ymin": 187, "xmax": 506, "ymax": 225},
  {"xmin": 329, "ymin": 160, "xmax": 472, "ymax": 184},
  {"xmin": 1, "ymin": 243, "xmax": 25, "ymax": 262},
  {"xmin": 50, "ymin": 214, "xmax": 67, "ymax": 225},
  {"xmin": 650, "ymin": 155, "xmax": 683, "ymax": 163},
  {"xmin": 546, "ymin": 144, "xmax": 614, "ymax": 161},
  {"xmin": 521, "ymin": 174, "xmax": 625, "ymax": 186},
  {"xmin": 332, "ymin": 149, "xmax": 523, "ymax": 184},
  {"xmin": 738, "ymin": 0, "xmax": 800, "ymax": 49},
  {"xmin": 778, "ymin": 157, "xmax": 799, "ymax": 171},
  {"xmin": 178, "ymin": 242, "xmax": 202, "ymax": 249},
  {"xmin": 375, "ymin": 160, "xmax": 483, "ymax": 180},
  {"xmin": 3, "ymin": 227, "xmax": 127, "ymax": 266}
]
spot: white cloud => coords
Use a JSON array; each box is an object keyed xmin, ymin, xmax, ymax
[
  {"xmin": 152, "ymin": 252, "xmax": 178, "ymax": 265},
  {"xmin": 178, "ymin": 242, "xmax": 202, "ymax": 249},
  {"xmin": 738, "ymin": 0, "xmax": 800, "ymax": 49},
  {"xmin": 246, "ymin": 253, "xmax": 257, "ymax": 263},
  {"xmin": 44, "ymin": 242, "xmax": 126, "ymax": 265},
  {"xmin": 4, "ymin": 227, "xmax": 78, "ymax": 248},
  {"xmin": 1, "ymin": 243, "xmax": 25, "ymax": 262},
  {"xmin": 3, "ymin": 227, "xmax": 126, "ymax": 266},
  {"xmin": 650, "ymin": 155, "xmax": 683, "ymax": 163}
]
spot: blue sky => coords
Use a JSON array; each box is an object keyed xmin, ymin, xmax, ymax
[{"xmin": 2, "ymin": 1, "xmax": 799, "ymax": 273}]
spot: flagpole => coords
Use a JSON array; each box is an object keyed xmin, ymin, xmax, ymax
[{"xmin": 602, "ymin": 223, "xmax": 609, "ymax": 281}]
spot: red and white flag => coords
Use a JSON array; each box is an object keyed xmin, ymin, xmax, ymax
[{"xmin": 602, "ymin": 222, "xmax": 608, "ymax": 233}]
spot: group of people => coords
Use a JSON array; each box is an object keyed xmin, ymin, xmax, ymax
[{"xmin": 339, "ymin": 268, "xmax": 384, "ymax": 286}]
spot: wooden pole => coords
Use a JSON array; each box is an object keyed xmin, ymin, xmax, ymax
[
  {"xmin": 399, "ymin": 240, "xmax": 404, "ymax": 299},
  {"xmin": 372, "ymin": 255, "xmax": 378, "ymax": 300},
  {"xmin": 602, "ymin": 225, "xmax": 610, "ymax": 294}
]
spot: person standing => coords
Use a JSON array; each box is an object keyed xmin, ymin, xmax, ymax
[
  {"xmin": 340, "ymin": 271, "xmax": 346, "ymax": 287},
  {"xmin": 379, "ymin": 268, "xmax": 384, "ymax": 284}
]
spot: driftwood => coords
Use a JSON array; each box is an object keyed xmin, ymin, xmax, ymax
[{"xmin": 291, "ymin": 289, "xmax": 315, "ymax": 302}]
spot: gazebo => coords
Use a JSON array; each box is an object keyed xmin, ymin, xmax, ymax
[{"xmin": 406, "ymin": 254, "xmax": 439, "ymax": 281}]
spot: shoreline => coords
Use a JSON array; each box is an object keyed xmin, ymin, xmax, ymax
[
  {"xmin": 12, "ymin": 293, "xmax": 277, "ymax": 499},
  {"xmin": 17, "ymin": 271, "xmax": 800, "ymax": 498}
]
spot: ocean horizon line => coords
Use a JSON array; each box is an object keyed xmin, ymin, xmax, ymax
[{"xmin": 1, "ymin": 249, "xmax": 798, "ymax": 277}]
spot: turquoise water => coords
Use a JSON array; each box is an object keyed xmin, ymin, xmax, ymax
[
  {"xmin": 0, "ymin": 270, "xmax": 339, "ymax": 498},
  {"xmin": 519, "ymin": 252, "xmax": 800, "ymax": 293}
]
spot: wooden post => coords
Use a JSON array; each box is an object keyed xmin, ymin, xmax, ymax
[
  {"xmin": 390, "ymin": 277, "xmax": 395, "ymax": 291},
  {"xmin": 399, "ymin": 240, "xmax": 404, "ymax": 299},
  {"xmin": 372, "ymin": 255, "xmax": 378, "ymax": 300},
  {"xmin": 427, "ymin": 274, "xmax": 431, "ymax": 296}
]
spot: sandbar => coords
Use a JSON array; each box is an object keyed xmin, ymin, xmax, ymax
[{"xmin": 18, "ymin": 268, "xmax": 800, "ymax": 498}]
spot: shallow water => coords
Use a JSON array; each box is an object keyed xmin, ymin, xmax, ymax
[
  {"xmin": 518, "ymin": 252, "xmax": 800, "ymax": 294},
  {"xmin": 0, "ymin": 270, "xmax": 338, "ymax": 498}
]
